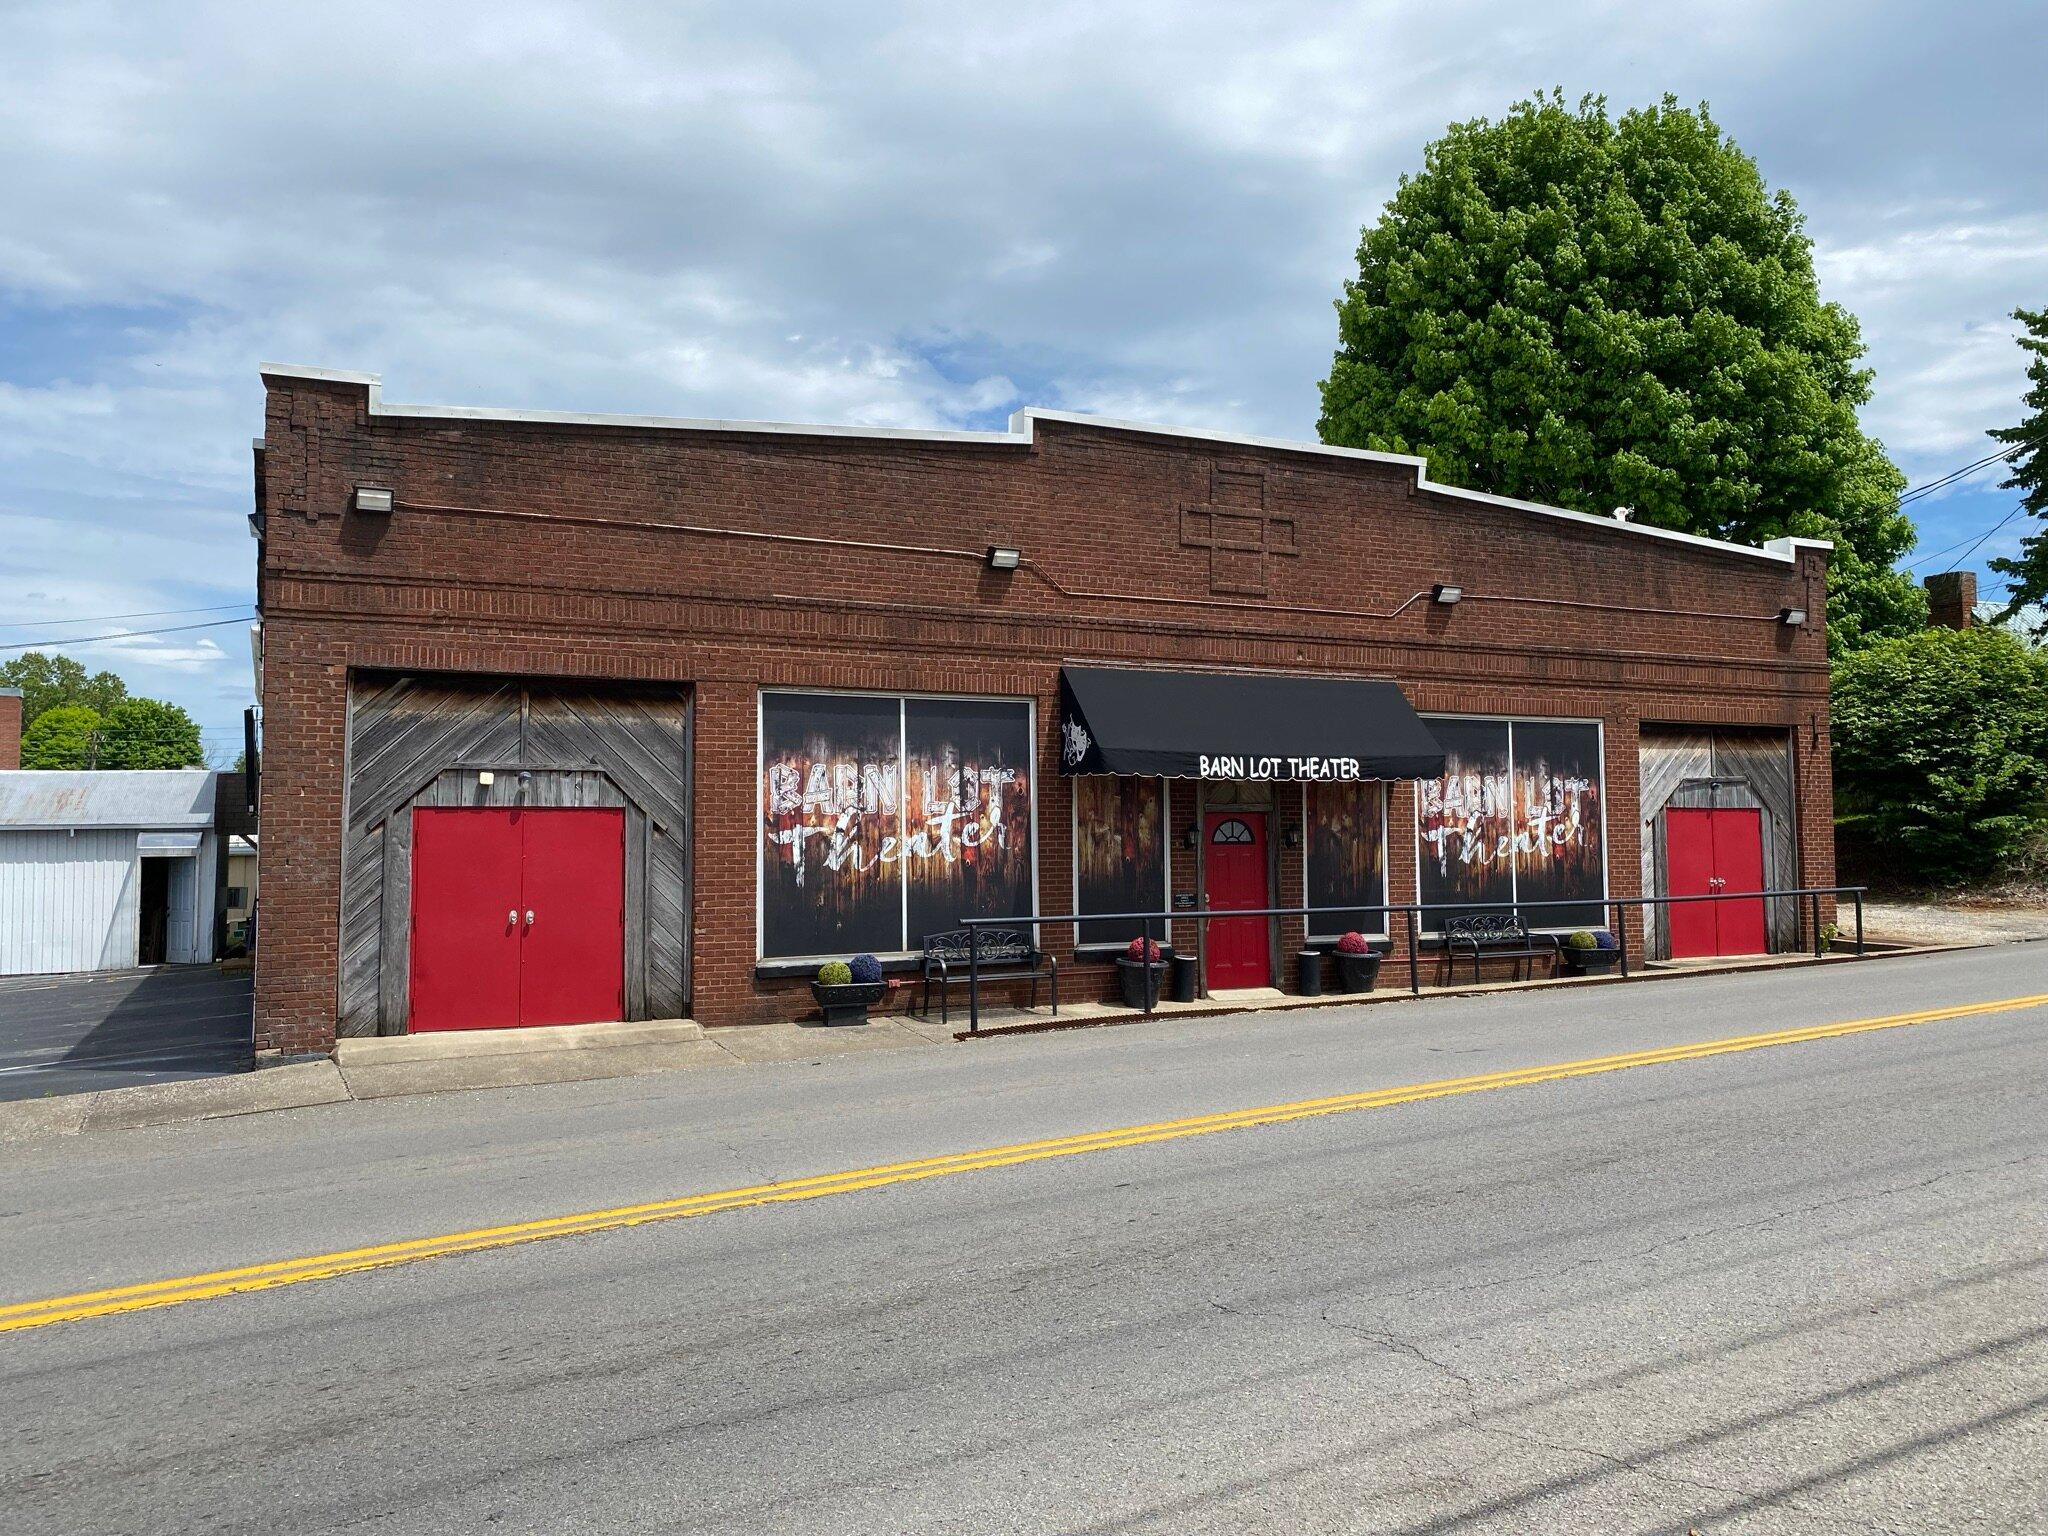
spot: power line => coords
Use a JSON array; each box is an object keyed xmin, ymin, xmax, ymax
[
  {"xmin": 1902, "ymin": 504, "xmax": 2026, "ymax": 572},
  {"xmin": 0, "ymin": 601, "xmax": 253, "ymax": 630},
  {"xmin": 0, "ymin": 617, "xmax": 252, "ymax": 654},
  {"xmin": 1899, "ymin": 446, "xmax": 2020, "ymax": 508},
  {"xmin": 1941, "ymin": 507, "xmax": 2026, "ymax": 574}
]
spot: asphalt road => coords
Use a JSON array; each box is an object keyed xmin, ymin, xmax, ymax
[
  {"xmin": 1, "ymin": 946, "xmax": 2043, "ymax": 1533},
  {"xmin": 0, "ymin": 967, "xmax": 252, "ymax": 1102}
]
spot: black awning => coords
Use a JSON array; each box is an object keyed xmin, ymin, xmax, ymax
[{"xmin": 1057, "ymin": 666, "xmax": 1446, "ymax": 781}]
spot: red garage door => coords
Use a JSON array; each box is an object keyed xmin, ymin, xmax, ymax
[{"xmin": 410, "ymin": 807, "xmax": 625, "ymax": 1032}]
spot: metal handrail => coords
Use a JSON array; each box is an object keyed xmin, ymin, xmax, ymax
[{"xmin": 953, "ymin": 885, "xmax": 1868, "ymax": 1034}]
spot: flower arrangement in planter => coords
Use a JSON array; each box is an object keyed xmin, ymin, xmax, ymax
[
  {"xmin": 1560, "ymin": 929, "xmax": 1620, "ymax": 975},
  {"xmin": 811, "ymin": 952, "xmax": 887, "ymax": 1026},
  {"xmin": 1332, "ymin": 931, "xmax": 1381, "ymax": 993},
  {"xmin": 1117, "ymin": 936, "xmax": 1169, "ymax": 1009}
]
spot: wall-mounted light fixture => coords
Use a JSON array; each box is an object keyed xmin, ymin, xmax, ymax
[
  {"xmin": 986, "ymin": 545, "xmax": 1021, "ymax": 570},
  {"xmin": 354, "ymin": 486, "xmax": 395, "ymax": 515},
  {"xmin": 1431, "ymin": 583, "xmax": 1463, "ymax": 605},
  {"xmin": 1779, "ymin": 606, "xmax": 1808, "ymax": 626},
  {"xmin": 1180, "ymin": 825, "xmax": 1199, "ymax": 851},
  {"xmin": 1282, "ymin": 824, "xmax": 1303, "ymax": 850}
]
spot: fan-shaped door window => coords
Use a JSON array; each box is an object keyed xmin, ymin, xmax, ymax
[{"xmin": 1211, "ymin": 817, "xmax": 1255, "ymax": 845}]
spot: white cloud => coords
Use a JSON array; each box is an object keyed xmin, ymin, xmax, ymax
[{"xmin": 0, "ymin": 0, "xmax": 2041, "ymax": 741}]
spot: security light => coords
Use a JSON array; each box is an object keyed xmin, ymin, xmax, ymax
[
  {"xmin": 1432, "ymin": 583, "xmax": 1463, "ymax": 605},
  {"xmin": 1779, "ymin": 606, "xmax": 1807, "ymax": 626},
  {"xmin": 353, "ymin": 486, "xmax": 395, "ymax": 515},
  {"xmin": 986, "ymin": 545, "xmax": 1021, "ymax": 570}
]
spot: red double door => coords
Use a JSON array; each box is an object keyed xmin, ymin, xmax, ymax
[
  {"xmin": 1665, "ymin": 807, "xmax": 1767, "ymax": 959},
  {"xmin": 1204, "ymin": 811, "xmax": 1270, "ymax": 988},
  {"xmin": 410, "ymin": 807, "xmax": 626, "ymax": 1032}
]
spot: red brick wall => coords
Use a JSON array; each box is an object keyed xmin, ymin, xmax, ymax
[
  {"xmin": 253, "ymin": 372, "xmax": 1833, "ymax": 1050},
  {"xmin": 0, "ymin": 690, "xmax": 19, "ymax": 771}
]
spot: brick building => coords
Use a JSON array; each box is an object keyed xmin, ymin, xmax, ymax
[{"xmin": 250, "ymin": 365, "xmax": 1835, "ymax": 1054}]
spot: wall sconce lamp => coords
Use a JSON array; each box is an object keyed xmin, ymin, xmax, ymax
[
  {"xmin": 1282, "ymin": 824, "xmax": 1303, "ymax": 850},
  {"xmin": 1180, "ymin": 825, "xmax": 1199, "ymax": 851},
  {"xmin": 1431, "ymin": 583, "xmax": 1463, "ymax": 605},
  {"xmin": 1779, "ymin": 606, "xmax": 1808, "ymax": 626},
  {"xmin": 354, "ymin": 486, "xmax": 395, "ymax": 515},
  {"xmin": 986, "ymin": 545, "xmax": 1021, "ymax": 570}
]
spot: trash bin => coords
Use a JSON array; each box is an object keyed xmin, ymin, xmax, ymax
[
  {"xmin": 1170, "ymin": 953, "xmax": 1199, "ymax": 1003},
  {"xmin": 1296, "ymin": 949, "xmax": 1323, "ymax": 996}
]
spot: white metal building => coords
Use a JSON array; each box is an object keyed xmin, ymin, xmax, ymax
[{"xmin": 0, "ymin": 771, "xmax": 220, "ymax": 976}]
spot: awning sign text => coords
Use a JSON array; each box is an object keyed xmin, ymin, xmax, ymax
[{"xmin": 1198, "ymin": 755, "xmax": 1365, "ymax": 782}]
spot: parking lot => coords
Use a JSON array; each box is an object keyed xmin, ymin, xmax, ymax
[{"xmin": 0, "ymin": 967, "xmax": 253, "ymax": 1102}]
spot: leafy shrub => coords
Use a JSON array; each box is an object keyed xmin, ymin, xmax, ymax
[
  {"xmin": 1565, "ymin": 930, "xmax": 1597, "ymax": 950},
  {"xmin": 848, "ymin": 953, "xmax": 883, "ymax": 984},
  {"xmin": 1335, "ymin": 931, "xmax": 1373, "ymax": 955},
  {"xmin": 816, "ymin": 960, "xmax": 853, "ymax": 987},
  {"xmin": 1124, "ymin": 937, "xmax": 1163, "ymax": 963},
  {"xmin": 1833, "ymin": 626, "xmax": 2048, "ymax": 884}
]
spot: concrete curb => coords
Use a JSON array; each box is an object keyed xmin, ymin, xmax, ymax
[
  {"xmin": 0, "ymin": 940, "xmax": 1991, "ymax": 1144},
  {"xmin": 1, "ymin": 1060, "xmax": 351, "ymax": 1146}
]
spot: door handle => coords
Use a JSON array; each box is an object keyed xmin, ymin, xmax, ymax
[
  {"xmin": 524, "ymin": 910, "xmax": 535, "ymax": 927},
  {"xmin": 508, "ymin": 910, "xmax": 519, "ymax": 925}
]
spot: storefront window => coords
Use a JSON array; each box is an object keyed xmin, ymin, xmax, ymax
[
  {"xmin": 1072, "ymin": 776, "xmax": 1168, "ymax": 946},
  {"xmin": 1304, "ymin": 780, "xmax": 1387, "ymax": 937},
  {"xmin": 903, "ymin": 698, "xmax": 1036, "ymax": 949},
  {"xmin": 1509, "ymin": 720, "xmax": 1606, "ymax": 930},
  {"xmin": 759, "ymin": 692, "xmax": 1034, "ymax": 959},
  {"xmin": 1417, "ymin": 718, "xmax": 1605, "ymax": 931}
]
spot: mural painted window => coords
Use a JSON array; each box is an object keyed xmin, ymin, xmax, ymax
[
  {"xmin": 1508, "ymin": 721, "xmax": 1607, "ymax": 930},
  {"xmin": 903, "ymin": 698, "xmax": 1036, "ymax": 950},
  {"xmin": 1304, "ymin": 780, "xmax": 1388, "ymax": 938},
  {"xmin": 1072, "ymin": 776, "xmax": 1169, "ymax": 946},
  {"xmin": 1417, "ymin": 718, "xmax": 1605, "ymax": 931},
  {"xmin": 760, "ymin": 692, "xmax": 1033, "ymax": 959}
]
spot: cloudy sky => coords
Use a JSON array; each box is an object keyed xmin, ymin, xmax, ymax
[{"xmin": 2, "ymin": 0, "xmax": 2042, "ymax": 753}]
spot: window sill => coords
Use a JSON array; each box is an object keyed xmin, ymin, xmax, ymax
[{"xmin": 754, "ymin": 953, "xmax": 921, "ymax": 981}]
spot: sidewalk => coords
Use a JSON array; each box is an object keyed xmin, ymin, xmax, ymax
[{"xmin": 0, "ymin": 941, "xmax": 1964, "ymax": 1147}]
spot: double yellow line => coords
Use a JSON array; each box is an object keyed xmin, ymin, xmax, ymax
[{"xmin": 4, "ymin": 990, "xmax": 2042, "ymax": 1337}]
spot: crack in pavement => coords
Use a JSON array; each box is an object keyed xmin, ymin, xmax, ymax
[
  {"xmin": 1381, "ymin": 1149, "xmax": 2047, "ymax": 1308},
  {"xmin": 1209, "ymin": 1297, "xmax": 1891, "ymax": 1532}
]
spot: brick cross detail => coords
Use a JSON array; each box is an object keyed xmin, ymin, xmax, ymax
[{"xmin": 1179, "ymin": 469, "xmax": 1298, "ymax": 596}]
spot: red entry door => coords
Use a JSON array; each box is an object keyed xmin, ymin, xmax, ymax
[
  {"xmin": 1205, "ymin": 811, "xmax": 1270, "ymax": 988},
  {"xmin": 410, "ymin": 809, "xmax": 524, "ymax": 1031},
  {"xmin": 409, "ymin": 807, "xmax": 626, "ymax": 1031},
  {"xmin": 519, "ymin": 809, "xmax": 628, "ymax": 1027},
  {"xmin": 1664, "ymin": 806, "xmax": 1767, "ymax": 959}
]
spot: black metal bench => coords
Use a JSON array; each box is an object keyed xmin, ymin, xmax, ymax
[
  {"xmin": 917, "ymin": 928, "xmax": 1057, "ymax": 1027},
  {"xmin": 1435, "ymin": 913, "xmax": 1557, "ymax": 985}
]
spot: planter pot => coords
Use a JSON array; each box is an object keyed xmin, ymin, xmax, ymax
[
  {"xmin": 1561, "ymin": 948, "xmax": 1620, "ymax": 976},
  {"xmin": 1117, "ymin": 957, "xmax": 1167, "ymax": 1010},
  {"xmin": 809, "ymin": 980, "xmax": 886, "ymax": 1026},
  {"xmin": 1333, "ymin": 950, "xmax": 1381, "ymax": 993}
]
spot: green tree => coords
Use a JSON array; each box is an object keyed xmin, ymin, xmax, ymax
[
  {"xmin": 96, "ymin": 697, "xmax": 204, "ymax": 769},
  {"xmin": 1319, "ymin": 92, "xmax": 1922, "ymax": 652},
  {"xmin": 0, "ymin": 652, "xmax": 128, "ymax": 726},
  {"xmin": 1987, "ymin": 306, "xmax": 2048, "ymax": 636},
  {"xmin": 19, "ymin": 704, "xmax": 104, "ymax": 769},
  {"xmin": 1832, "ymin": 626, "xmax": 2048, "ymax": 884}
]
